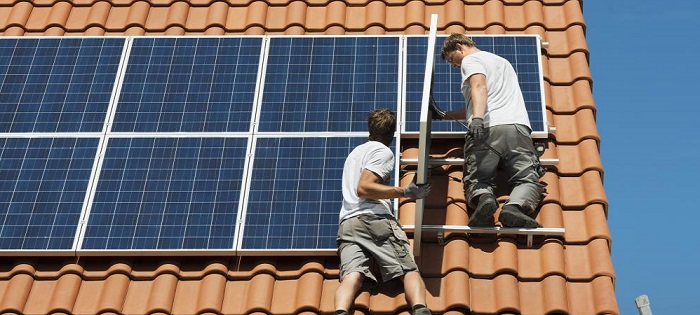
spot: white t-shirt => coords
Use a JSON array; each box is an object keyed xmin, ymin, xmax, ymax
[
  {"xmin": 339, "ymin": 141, "xmax": 395, "ymax": 222},
  {"xmin": 460, "ymin": 50, "xmax": 531, "ymax": 129}
]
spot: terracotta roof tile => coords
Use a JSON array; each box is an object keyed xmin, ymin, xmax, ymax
[
  {"xmin": 540, "ymin": 170, "xmax": 606, "ymax": 208},
  {"xmin": 0, "ymin": 254, "xmax": 617, "ymax": 314},
  {"xmin": 104, "ymin": 3, "xmax": 150, "ymax": 34},
  {"xmin": 545, "ymin": 80, "xmax": 596, "ymax": 114},
  {"xmin": 546, "ymin": 139, "xmax": 603, "ymax": 175},
  {"xmin": 549, "ymin": 108, "xmax": 600, "ymax": 143},
  {"xmin": 73, "ymin": 274, "xmax": 130, "ymax": 314},
  {"xmin": 2, "ymin": 0, "xmax": 587, "ymax": 35},
  {"xmin": 543, "ymin": 52, "xmax": 592, "ymax": 85}
]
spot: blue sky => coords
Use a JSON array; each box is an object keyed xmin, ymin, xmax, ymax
[{"xmin": 585, "ymin": 1, "xmax": 700, "ymax": 314}]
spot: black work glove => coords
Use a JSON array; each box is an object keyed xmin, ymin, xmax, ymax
[
  {"xmin": 403, "ymin": 181, "xmax": 432, "ymax": 199},
  {"xmin": 468, "ymin": 117, "xmax": 485, "ymax": 140}
]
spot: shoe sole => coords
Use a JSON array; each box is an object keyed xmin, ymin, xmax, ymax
[
  {"xmin": 499, "ymin": 209, "xmax": 542, "ymax": 228},
  {"xmin": 469, "ymin": 199, "xmax": 497, "ymax": 227}
]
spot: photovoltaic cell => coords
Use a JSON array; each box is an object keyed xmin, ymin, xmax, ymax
[
  {"xmin": 258, "ymin": 37, "xmax": 400, "ymax": 133},
  {"xmin": 241, "ymin": 136, "xmax": 394, "ymax": 251},
  {"xmin": 113, "ymin": 37, "xmax": 262, "ymax": 133},
  {"xmin": 81, "ymin": 137, "xmax": 248, "ymax": 250},
  {"xmin": 0, "ymin": 137, "xmax": 98, "ymax": 250},
  {"xmin": 405, "ymin": 35, "xmax": 545, "ymax": 133},
  {"xmin": 0, "ymin": 38, "xmax": 124, "ymax": 133}
]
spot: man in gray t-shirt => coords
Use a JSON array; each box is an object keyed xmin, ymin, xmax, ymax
[{"xmin": 436, "ymin": 33, "xmax": 545, "ymax": 229}]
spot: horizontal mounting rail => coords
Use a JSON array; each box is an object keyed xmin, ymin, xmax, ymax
[
  {"xmin": 403, "ymin": 225, "xmax": 565, "ymax": 247},
  {"xmin": 400, "ymin": 158, "xmax": 559, "ymax": 166}
]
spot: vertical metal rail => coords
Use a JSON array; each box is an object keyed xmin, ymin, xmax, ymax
[{"xmin": 413, "ymin": 14, "xmax": 438, "ymax": 257}]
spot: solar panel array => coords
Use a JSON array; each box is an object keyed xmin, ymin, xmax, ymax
[{"xmin": 0, "ymin": 35, "xmax": 545, "ymax": 255}]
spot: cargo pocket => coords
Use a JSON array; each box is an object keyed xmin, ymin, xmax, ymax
[
  {"xmin": 389, "ymin": 221, "xmax": 410, "ymax": 258},
  {"xmin": 359, "ymin": 215, "xmax": 393, "ymax": 242},
  {"xmin": 390, "ymin": 220, "xmax": 409, "ymax": 243}
]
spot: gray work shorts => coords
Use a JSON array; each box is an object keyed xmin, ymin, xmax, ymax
[{"xmin": 336, "ymin": 213, "xmax": 418, "ymax": 284}]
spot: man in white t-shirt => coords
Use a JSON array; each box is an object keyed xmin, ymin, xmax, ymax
[
  {"xmin": 435, "ymin": 33, "xmax": 545, "ymax": 228},
  {"xmin": 334, "ymin": 109, "xmax": 432, "ymax": 315}
]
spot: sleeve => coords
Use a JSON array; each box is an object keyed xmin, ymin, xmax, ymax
[
  {"xmin": 461, "ymin": 55, "xmax": 487, "ymax": 83},
  {"xmin": 363, "ymin": 146, "xmax": 394, "ymax": 181}
]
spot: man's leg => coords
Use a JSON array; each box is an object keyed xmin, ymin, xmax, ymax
[
  {"xmin": 335, "ymin": 271, "xmax": 365, "ymax": 314},
  {"xmin": 498, "ymin": 124, "xmax": 545, "ymax": 227},
  {"xmin": 402, "ymin": 271, "xmax": 432, "ymax": 315},
  {"xmin": 402, "ymin": 271, "xmax": 427, "ymax": 306},
  {"xmin": 463, "ymin": 134, "xmax": 500, "ymax": 227}
]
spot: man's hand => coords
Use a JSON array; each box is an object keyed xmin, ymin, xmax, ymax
[
  {"xmin": 403, "ymin": 182, "xmax": 431, "ymax": 199},
  {"xmin": 468, "ymin": 117, "xmax": 485, "ymax": 140}
]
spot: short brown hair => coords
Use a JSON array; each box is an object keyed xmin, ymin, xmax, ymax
[
  {"xmin": 367, "ymin": 108, "xmax": 396, "ymax": 144},
  {"xmin": 440, "ymin": 33, "xmax": 477, "ymax": 60}
]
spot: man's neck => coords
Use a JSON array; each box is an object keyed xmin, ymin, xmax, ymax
[{"xmin": 463, "ymin": 46, "xmax": 481, "ymax": 57}]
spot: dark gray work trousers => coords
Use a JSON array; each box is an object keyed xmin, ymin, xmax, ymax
[{"xmin": 463, "ymin": 124, "xmax": 545, "ymax": 214}]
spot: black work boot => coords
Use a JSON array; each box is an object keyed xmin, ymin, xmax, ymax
[
  {"xmin": 499, "ymin": 204, "xmax": 542, "ymax": 228},
  {"xmin": 413, "ymin": 304, "xmax": 433, "ymax": 315},
  {"xmin": 469, "ymin": 194, "xmax": 498, "ymax": 227}
]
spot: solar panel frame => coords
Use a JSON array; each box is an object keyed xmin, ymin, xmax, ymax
[
  {"xmin": 0, "ymin": 37, "xmax": 126, "ymax": 134},
  {"xmin": 110, "ymin": 36, "xmax": 265, "ymax": 134},
  {"xmin": 402, "ymin": 34, "xmax": 548, "ymax": 139},
  {"xmin": 237, "ymin": 35, "xmax": 405, "ymax": 255},
  {"xmin": 76, "ymin": 134, "xmax": 252, "ymax": 255},
  {"xmin": 0, "ymin": 136, "xmax": 101, "ymax": 255},
  {"xmin": 236, "ymin": 133, "xmax": 400, "ymax": 255},
  {"xmin": 255, "ymin": 35, "xmax": 403, "ymax": 135},
  {"xmin": 71, "ymin": 36, "xmax": 263, "ymax": 255}
]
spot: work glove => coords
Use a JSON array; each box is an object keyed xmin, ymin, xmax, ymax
[
  {"xmin": 403, "ymin": 181, "xmax": 432, "ymax": 199},
  {"xmin": 468, "ymin": 117, "xmax": 485, "ymax": 140}
]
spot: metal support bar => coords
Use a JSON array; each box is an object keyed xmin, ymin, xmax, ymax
[
  {"xmin": 402, "ymin": 225, "xmax": 565, "ymax": 248},
  {"xmin": 400, "ymin": 157, "xmax": 559, "ymax": 166}
]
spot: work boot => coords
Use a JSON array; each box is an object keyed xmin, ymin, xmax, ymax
[
  {"xmin": 469, "ymin": 194, "xmax": 497, "ymax": 227},
  {"xmin": 499, "ymin": 204, "xmax": 542, "ymax": 228},
  {"xmin": 413, "ymin": 305, "xmax": 433, "ymax": 315}
]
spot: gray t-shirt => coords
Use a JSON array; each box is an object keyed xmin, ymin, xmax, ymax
[{"xmin": 460, "ymin": 50, "xmax": 531, "ymax": 129}]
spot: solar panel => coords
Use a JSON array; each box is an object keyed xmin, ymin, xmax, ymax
[
  {"xmin": 0, "ymin": 37, "xmax": 124, "ymax": 133},
  {"xmin": 0, "ymin": 137, "xmax": 98, "ymax": 250},
  {"xmin": 112, "ymin": 37, "xmax": 262, "ymax": 133},
  {"xmin": 257, "ymin": 36, "xmax": 400, "ymax": 133},
  {"xmin": 79, "ymin": 137, "xmax": 248, "ymax": 251},
  {"xmin": 404, "ymin": 35, "xmax": 547, "ymax": 136},
  {"xmin": 239, "ymin": 136, "xmax": 394, "ymax": 252}
]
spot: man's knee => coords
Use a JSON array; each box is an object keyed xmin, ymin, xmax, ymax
[
  {"xmin": 401, "ymin": 270, "xmax": 425, "ymax": 285},
  {"xmin": 341, "ymin": 271, "xmax": 365, "ymax": 286}
]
